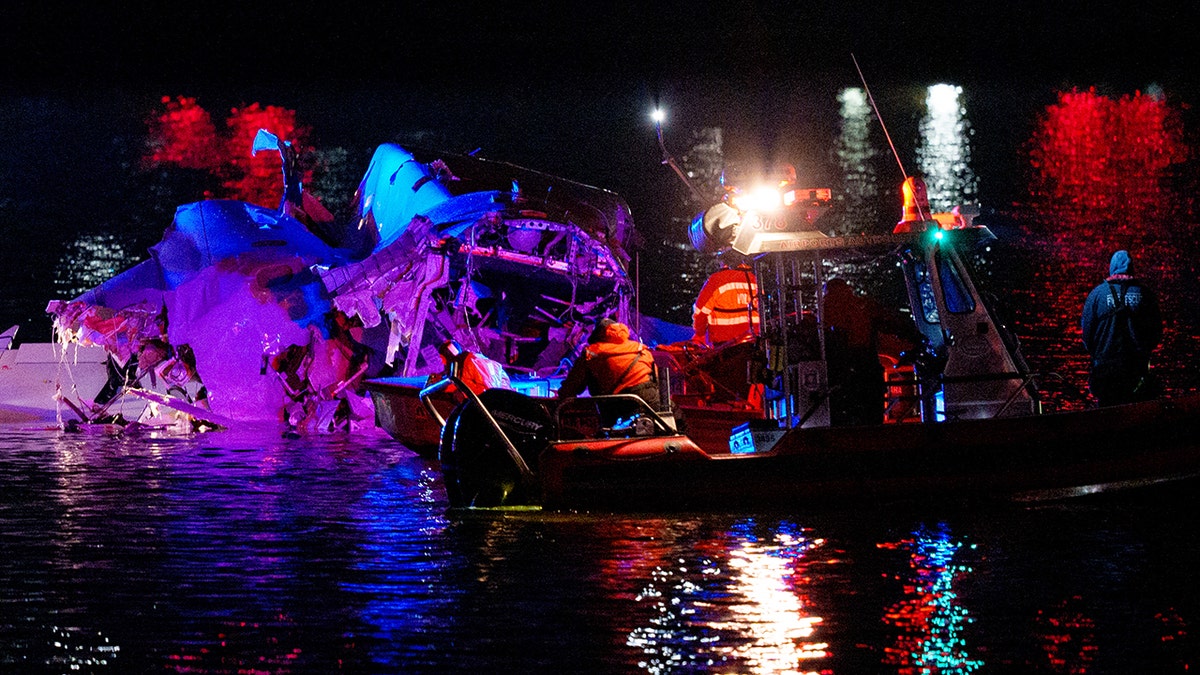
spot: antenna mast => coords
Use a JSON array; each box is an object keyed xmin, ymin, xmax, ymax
[{"xmin": 851, "ymin": 54, "xmax": 927, "ymax": 221}]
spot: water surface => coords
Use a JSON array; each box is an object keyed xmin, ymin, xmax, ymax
[{"xmin": 2, "ymin": 425, "xmax": 1197, "ymax": 673}]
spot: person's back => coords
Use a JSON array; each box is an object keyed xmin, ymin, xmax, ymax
[
  {"xmin": 1081, "ymin": 249, "xmax": 1162, "ymax": 406},
  {"xmin": 559, "ymin": 319, "xmax": 660, "ymax": 410},
  {"xmin": 692, "ymin": 262, "xmax": 759, "ymax": 345}
]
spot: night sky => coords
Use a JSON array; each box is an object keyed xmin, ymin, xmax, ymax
[
  {"xmin": 5, "ymin": 1, "xmax": 1198, "ymax": 167},
  {"xmin": 5, "ymin": 2, "xmax": 1197, "ymax": 93},
  {"xmin": 3, "ymin": 1, "xmax": 1199, "ymax": 332},
  {"xmin": 4, "ymin": 2, "xmax": 1197, "ymax": 187}
]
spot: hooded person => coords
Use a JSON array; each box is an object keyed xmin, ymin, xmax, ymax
[
  {"xmin": 557, "ymin": 318, "xmax": 661, "ymax": 410},
  {"xmin": 1081, "ymin": 249, "xmax": 1163, "ymax": 407}
]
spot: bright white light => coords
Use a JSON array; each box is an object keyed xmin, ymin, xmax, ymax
[
  {"xmin": 917, "ymin": 83, "xmax": 977, "ymax": 213},
  {"xmin": 926, "ymin": 83, "xmax": 961, "ymax": 114},
  {"xmin": 732, "ymin": 185, "xmax": 784, "ymax": 213},
  {"xmin": 836, "ymin": 87, "xmax": 879, "ymax": 234},
  {"xmin": 651, "ymin": 108, "xmax": 666, "ymax": 124}
]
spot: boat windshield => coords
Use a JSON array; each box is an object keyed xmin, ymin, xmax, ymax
[
  {"xmin": 912, "ymin": 250, "xmax": 976, "ymax": 324},
  {"xmin": 938, "ymin": 251, "xmax": 976, "ymax": 314}
]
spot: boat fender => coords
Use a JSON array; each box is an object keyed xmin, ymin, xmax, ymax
[{"xmin": 563, "ymin": 437, "xmax": 690, "ymax": 461}]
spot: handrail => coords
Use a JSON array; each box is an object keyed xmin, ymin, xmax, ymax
[
  {"xmin": 417, "ymin": 376, "xmax": 458, "ymax": 427},
  {"xmin": 937, "ymin": 371, "xmax": 1032, "ymax": 384},
  {"xmin": 419, "ymin": 376, "xmax": 535, "ymax": 481},
  {"xmin": 991, "ymin": 373, "xmax": 1042, "ymax": 418},
  {"xmin": 555, "ymin": 393, "xmax": 678, "ymax": 437},
  {"xmin": 885, "ymin": 368, "xmax": 1090, "ymax": 420}
]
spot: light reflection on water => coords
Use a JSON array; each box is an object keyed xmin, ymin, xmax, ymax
[
  {"xmin": 625, "ymin": 520, "xmax": 827, "ymax": 674},
  {"xmin": 917, "ymin": 84, "xmax": 978, "ymax": 213},
  {"xmin": 3, "ymin": 425, "xmax": 1198, "ymax": 673},
  {"xmin": 15, "ymin": 83, "xmax": 1200, "ymax": 672},
  {"xmin": 880, "ymin": 524, "xmax": 981, "ymax": 674},
  {"xmin": 53, "ymin": 232, "xmax": 135, "ymax": 300}
]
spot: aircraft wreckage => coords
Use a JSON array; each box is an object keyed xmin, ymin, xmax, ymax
[{"xmin": 43, "ymin": 132, "xmax": 654, "ymax": 432}]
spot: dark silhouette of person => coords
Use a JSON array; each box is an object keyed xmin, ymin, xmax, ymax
[
  {"xmin": 821, "ymin": 278, "xmax": 917, "ymax": 426},
  {"xmin": 1081, "ymin": 249, "xmax": 1162, "ymax": 406}
]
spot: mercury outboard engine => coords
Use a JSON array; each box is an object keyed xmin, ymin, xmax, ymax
[{"xmin": 439, "ymin": 389, "xmax": 555, "ymax": 508}]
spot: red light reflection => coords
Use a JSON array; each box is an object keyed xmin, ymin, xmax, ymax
[
  {"xmin": 1034, "ymin": 595, "xmax": 1097, "ymax": 674},
  {"xmin": 1017, "ymin": 88, "xmax": 1194, "ymax": 408},
  {"xmin": 145, "ymin": 96, "xmax": 312, "ymax": 209},
  {"xmin": 1026, "ymin": 88, "xmax": 1186, "ymax": 227},
  {"xmin": 223, "ymin": 103, "xmax": 311, "ymax": 209}
]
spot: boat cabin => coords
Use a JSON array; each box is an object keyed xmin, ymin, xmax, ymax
[{"xmin": 720, "ymin": 187, "xmax": 1039, "ymax": 432}]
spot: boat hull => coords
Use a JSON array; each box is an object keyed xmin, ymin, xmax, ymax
[
  {"xmin": 363, "ymin": 377, "xmax": 453, "ymax": 457},
  {"xmin": 672, "ymin": 402, "xmax": 766, "ymax": 455},
  {"xmin": 365, "ymin": 373, "xmax": 563, "ymax": 456},
  {"xmin": 537, "ymin": 393, "xmax": 1200, "ymax": 511},
  {"xmin": 0, "ymin": 339, "xmax": 113, "ymax": 423}
]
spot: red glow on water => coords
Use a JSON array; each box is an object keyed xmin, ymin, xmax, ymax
[
  {"xmin": 1034, "ymin": 596, "xmax": 1097, "ymax": 673},
  {"xmin": 1015, "ymin": 89, "xmax": 1199, "ymax": 408},
  {"xmin": 145, "ymin": 96, "xmax": 221, "ymax": 171},
  {"xmin": 223, "ymin": 102, "xmax": 311, "ymax": 208},
  {"xmin": 145, "ymin": 96, "xmax": 312, "ymax": 209},
  {"xmin": 1026, "ymin": 88, "xmax": 1187, "ymax": 227}
]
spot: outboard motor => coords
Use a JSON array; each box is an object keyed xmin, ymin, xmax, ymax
[{"xmin": 439, "ymin": 389, "xmax": 555, "ymax": 508}]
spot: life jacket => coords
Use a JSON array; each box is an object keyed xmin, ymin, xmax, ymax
[
  {"xmin": 580, "ymin": 339, "xmax": 656, "ymax": 396},
  {"xmin": 693, "ymin": 266, "xmax": 760, "ymax": 344}
]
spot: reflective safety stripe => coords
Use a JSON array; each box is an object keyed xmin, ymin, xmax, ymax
[
  {"xmin": 713, "ymin": 281, "xmax": 755, "ymax": 296},
  {"xmin": 695, "ymin": 299, "xmax": 756, "ymax": 316},
  {"xmin": 694, "ymin": 266, "xmax": 760, "ymax": 344},
  {"xmin": 709, "ymin": 314, "xmax": 760, "ymax": 326}
]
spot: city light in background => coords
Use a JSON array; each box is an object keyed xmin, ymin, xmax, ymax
[{"xmin": 917, "ymin": 84, "xmax": 978, "ymax": 214}]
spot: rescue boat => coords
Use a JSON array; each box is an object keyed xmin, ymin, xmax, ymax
[{"xmin": 431, "ymin": 176, "xmax": 1200, "ymax": 511}]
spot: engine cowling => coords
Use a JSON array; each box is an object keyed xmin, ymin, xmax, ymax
[{"xmin": 439, "ymin": 389, "xmax": 555, "ymax": 508}]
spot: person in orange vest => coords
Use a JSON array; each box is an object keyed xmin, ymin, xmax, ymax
[
  {"xmin": 691, "ymin": 253, "xmax": 760, "ymax": 346},
  {"xmin": 558, "ymin": 319, "xmax": 660, "ymax": 409}
]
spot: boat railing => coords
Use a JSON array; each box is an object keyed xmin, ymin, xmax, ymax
[
  {"xmin": 556, "ymin": 394, "xmax": 678, "ymax": 441},
  {"xmin": 883, "ymin": 369, "xmax": 1083, "ymax": 420},
  {"xmin": 419, "ymin": 375, "xmax": 535, "ymax": 481}
]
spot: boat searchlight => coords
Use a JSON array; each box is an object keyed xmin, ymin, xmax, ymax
[{"xmin": 730, "ymin": 185, "xmax": 785, "ymax": 213}]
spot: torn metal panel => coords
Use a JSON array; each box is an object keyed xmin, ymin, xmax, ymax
[{"xmin": 43, "ymin": 138, "xmax": 639, "ymax": 433}]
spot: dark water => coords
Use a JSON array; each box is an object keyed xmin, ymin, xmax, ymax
[
  {"xmin": 2, "ymin": 425, "xmax": 1199, "ymax": 674},
  {"xmin": 5, "ymin": 80, "xmax": 1200, "ymax": 673}
]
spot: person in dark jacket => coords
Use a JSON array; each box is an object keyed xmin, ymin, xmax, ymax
[
  {"xmin": 821, "ymin": 278, "xmax": 918, "ymax": 426},
  {"xmin": 1081, "ymin": 249, "xmax": 1163, "ymax": 406},
  {"xmin": 558, "ymin": 319, "xmax": 660, "ymax": 410}
]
